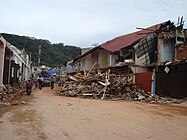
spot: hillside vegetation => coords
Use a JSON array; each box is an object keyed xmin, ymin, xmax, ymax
[{"xmin": 1, "ymin": 33, "xmax": 81, "ymax": 67}]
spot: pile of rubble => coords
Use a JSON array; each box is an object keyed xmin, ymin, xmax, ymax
[
  {"xmin": 59, "ymin": 72, "xmax": 157, "ymax": 101},
  {"xmin": 0, "ymin": 84, "xmax": 25, "ymax": 107},
  {"xmin": 58, "ymin": 64, "xmax": 184, "ymax": 104}
]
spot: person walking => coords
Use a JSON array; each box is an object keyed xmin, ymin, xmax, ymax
[
  {"xmin": 26, "ymin": 80, "xmax": 33, "ymax": 95},
  {"xmin": 38, "ymin": 75, "xmax": 43, "ymax": 90}
]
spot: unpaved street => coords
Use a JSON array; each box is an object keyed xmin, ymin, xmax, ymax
[{"xmin": 0, "ymin": 86, "xmax": 187, "ymax": 140}]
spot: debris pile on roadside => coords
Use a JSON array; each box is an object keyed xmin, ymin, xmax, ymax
[
  {"xmin": 59, "ymin": 71, "xmax": 152, "ymax": 101},
  {"xmin": 0, "ymin": 84, "xmax": 25, "ymax": 107},
  {"xmin": 58, "ymin": 64, "xmax": 184, "ymax": 104}
]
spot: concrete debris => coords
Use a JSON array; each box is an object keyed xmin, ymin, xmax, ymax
[
  {"xmin": 21, "ymin": 101, "xmax": 27, "ymax": 104},
  {"xmin": 0, "ymin": 84, "xmax": 25, "ymax": 107},
  {"xmin": 58, "ymin": 70, "xmax": 183, "ymax": 104}
]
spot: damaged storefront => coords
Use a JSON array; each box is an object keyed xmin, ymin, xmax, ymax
[
  {"xmin": 156, "ymin": 26, "xmax": 187, "ymax": 98},
  {"xmin": 156, "ymin": 61, "xmax": 187, "ymax": 98}
]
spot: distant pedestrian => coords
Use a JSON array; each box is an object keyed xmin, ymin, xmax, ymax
[
  {"xmin": 50, "ymin": 77, "xmax": 55, "ymax": 89},
  {"xmin": 26, "ymin": 80, "xmax": 33, "ymax": 95},
  {"xmin": 38, "ymin": 75, "xmax": 43, "ymax": 90},
  {"xmin": 34, "ymin": 78, "xmax": 38, "ymax": 88}
]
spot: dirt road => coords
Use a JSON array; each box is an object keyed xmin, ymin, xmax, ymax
[{"xmin": 0, "ymin": 86, "xmax": 187, "ymax": 140}]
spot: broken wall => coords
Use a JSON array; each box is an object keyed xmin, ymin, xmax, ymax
[
  {"xmin": 176, "ymin": 30, "xmax": 187, "ymax": 60},
  {"xmin": 66, "ymin": 60, "xmax": 76, "ymax": 73},
  {"xmin": 157, "ymin": 34, "xmax": 175, "ymax": 64},
  {"xmin": 80, "ymin": 54, "xmax": 92, "ymax": 72},
  {"xmin": 134, "ymin": 33, "xmax": 157, "ymax": 66},
  {"xmin": 80, "ymin": 51, "xmax": 99, "ymax": 72},
  {"xmin": 176, "ymin": 46, "xmax": 187, "ymax": 60},
  {"xmin": 109, "ymin": 53, "xmax": 119, "ymax": 66}
]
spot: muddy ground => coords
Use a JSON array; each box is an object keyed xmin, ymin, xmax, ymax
[{"xmin": 0, "ymin": 86, "xmax": 187, "ymax": 140}]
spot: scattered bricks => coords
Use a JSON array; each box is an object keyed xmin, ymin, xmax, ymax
[{"xmin": 0, "ymin": 83, "xmax": 25, "ymax": 107}]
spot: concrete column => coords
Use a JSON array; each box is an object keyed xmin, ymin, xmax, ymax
[
  {"xmin": 0, "ymin": 37, "xmax": 6, "ymax": 91},
  {"xmin": 109, "ymin": 53, "xmax": 112, "ymax": 66}
]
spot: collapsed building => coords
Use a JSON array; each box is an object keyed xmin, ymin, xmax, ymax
[{"xmin": 66, "ymin": 19, "xmax": 187, "ymax": 99}]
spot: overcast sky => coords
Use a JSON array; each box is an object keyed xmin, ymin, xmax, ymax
[{"xmin": 1, "ymin": 0, "xmax": 186, "ymax": 48}]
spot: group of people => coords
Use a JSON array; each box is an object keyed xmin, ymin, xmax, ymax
[
  {"xmin": 34, "ymin": 76, "xmax": 43, "ymax": 90},
  {"xmin": 25, "ymin": 76, "xmax": 55, "ymax": 95}
]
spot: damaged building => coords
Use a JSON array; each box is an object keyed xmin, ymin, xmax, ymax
[
  {"xmin": 0, "ymin": 35, "xmax": 32, "ymax": 91},
  {"xmin": 67, "ymin": 19, "xmax": 187, "ymax": 99}
]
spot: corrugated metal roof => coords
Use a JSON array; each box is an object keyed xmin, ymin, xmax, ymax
[{"xmin": 99, "ymin": 21, "xmax": 170, "ymax": 52}]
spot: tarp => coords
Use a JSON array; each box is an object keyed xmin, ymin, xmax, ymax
[{"xmin": 47, "ymin": 68, "xmax": 57, "ymax": 77}]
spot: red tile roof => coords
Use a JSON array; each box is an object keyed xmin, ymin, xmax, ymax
[{"xmin": 100, "ymin": 21, "xmax": 170, "ymax": 52}]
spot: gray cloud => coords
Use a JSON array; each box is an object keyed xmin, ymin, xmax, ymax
[{"xmin": 1, "ymin": 0, "xmax": 186, "ymax": 47}]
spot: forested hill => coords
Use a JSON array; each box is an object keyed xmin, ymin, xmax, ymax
[{"xmin": 1, "ymin": 33, "xmax": 81, "ymax": 67}]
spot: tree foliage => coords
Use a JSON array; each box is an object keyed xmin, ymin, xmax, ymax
[{"xmin": 1, "ymin": 33, "xmax": 81, "ymax": 67}]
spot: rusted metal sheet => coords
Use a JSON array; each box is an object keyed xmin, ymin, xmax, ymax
[
  {"xmin": 99, "ymin": 21, "xmax": 171, "ymax": 53},
  {"xmin": 135, "ymin": 72, "xmax": 152, "ymax": 92},
  {"xmin": 156, "ymin": 62, "xmax": 187, "ymax": 98},
  {"xmin": 156, "ymin": 72, "xmax": 170, "ymax": 97}
]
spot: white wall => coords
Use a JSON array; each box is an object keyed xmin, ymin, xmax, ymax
[
  {"xmin": 25, "ymin": 67, "xmax": 29, "ymax": 81},
  {"xmin": 135, "ymin": 53, "xmax": 147, "ymax": 66},
  {"xmin": 157, "ymin": 38, "xmax": 175, "ymax": 64},
  {"xmin": 80, "ymin": 49, "xmax": 118, "ymax": 71},
  {"xmin": 25, "ymin": 54, "xmax": 31, "ymax": 81},
  {"xmin": 109, "ymin": 54, "xmax": 119, "ymax": 66}
]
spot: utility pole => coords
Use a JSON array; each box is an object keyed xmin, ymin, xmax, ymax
[
  {"xmin": 38, "ymin": 45, "xmax": 41, "ymax": 66},
  {"xmin": 30, "ymin": 52, "xmax": 32, "ymax": 61}
]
